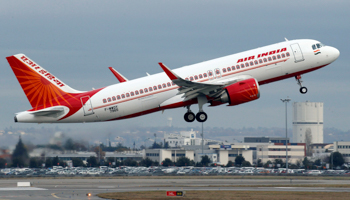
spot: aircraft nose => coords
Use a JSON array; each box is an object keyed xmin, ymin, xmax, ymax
[{"xmin": 330, "ymin": 46, "xmax": 340, "ymax": 60}]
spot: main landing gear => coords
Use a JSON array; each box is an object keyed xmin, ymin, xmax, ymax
[
  {"xmin": 184, "ymin": 95, "xmax": 208, "ymax": 123},
  {"xmin": 295, "ymin": 75, "xmax": 308, "ymax": 94}
]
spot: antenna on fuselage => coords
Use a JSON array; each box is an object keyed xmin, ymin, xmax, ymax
[
  {"xmin": 146, "ymin": 72, "xmax": 150, "ymax": 76},
  {"xmin": 284, "ymin": 38, "xmax": 289, "ymax": 41}
]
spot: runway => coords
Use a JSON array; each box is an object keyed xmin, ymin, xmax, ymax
[{"xmin": 0, "ymin": 178, "xmax": 349, "ymax": 199}]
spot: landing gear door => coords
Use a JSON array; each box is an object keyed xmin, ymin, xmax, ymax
[
  {"xmin": 290, "ymin": 43, "xmax": 305, "ymax": 63},
  {"xmin": 81, "ymin": 96, "xmax": 94, "ymax": 116}
]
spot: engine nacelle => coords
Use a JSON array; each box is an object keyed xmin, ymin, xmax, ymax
[{"xmin": 219, "ymin": 78, "xmax": 260, "ymax": 106}]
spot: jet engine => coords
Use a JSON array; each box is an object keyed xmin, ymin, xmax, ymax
[{"xmin": 218, "ymin": 78, "xmax": 260, "ymax": 106}]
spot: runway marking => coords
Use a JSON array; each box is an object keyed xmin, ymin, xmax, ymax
[{"xmin": 0, "ymin": 187, "xmax": 47, "ymax": 191}]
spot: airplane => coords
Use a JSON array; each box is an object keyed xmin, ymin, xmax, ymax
[{"xmin": 6, "ymin": 39, "xmax": 339, "ymax": 124}]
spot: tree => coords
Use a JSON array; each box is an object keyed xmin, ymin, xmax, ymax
[
  {"xmin": 123, "ymin": 158, "xmax": 137, "ymax": 166},
  {"xmin": 257, "ymin": 159, "xmax": 263, "ymax": 167},
  {"xmin": 29, "ymin": 158, "xmax": 40, "ymax": 168},
  {"xmin": 226, "ymin": 160, "xmax": 234, "ymax": 167},
  {"xmin": 200, "ymin": 155, "xmax": 211, "ymax": 167},
  {"xmin": 151, "ymin": 142, "xmax": 162, "ymax": 149},
  {"xmin": 12, "ymin": 136, "xmax": 29, "ymax": 167},
  {"xmin": 234, "ymin": 155, "xmax": 245, "ymax": 166},
  {"xmin": 274, "ymin": 159, "xmax": 284, "ymax": 168},
  {"xmin": 242, "ymin": 161, "xmax": 251, "ymax": 167},
  {"xmin": 140, "ymin": 157, "xmax": 154, "ymax": 167},
  {"xmin": 264, "ymin": 160, "xmax": 273, "ymax": 168},
  {"xmin": 45, "ymin": 158, "xmax": 53, "ymax": 168},
  {"xmin": 164, "ymin": 142, "xmax": 169, "ymax": 149},
  {"xmin": 87, "ymin": 156, "xmax": 98, "ymax": 167},
  {"xmin": 162, "ymin": 158, "xmax": 173, "ymax": 167},
  {"xmin": 52, "ymin": 156, "xmax": 60, "ymax": 166},
  {"xmin": 302, "ymin": 157, "xmax": 312, "ymax": 169},
  {"xmin": 64, "ymin": 138, "xmax": 75, "ymax": 150},
  {"xmin": 330, "ymin": 152, "xmax": 344, "ymax": 168},
  {"xmin": 176, "ymin": 156, "xmax": 191, "ymax": 166},
  {"xmin": 0, "ymin": 158, "xmax": 7, "ymax": 168},
  {"xmin": 305, "ymin": 128, "xmax": 313, "ymax": 156},
  {"xmin": 72, "ymin": 158, "xmax": 85, "ymax": 167},
  {"xmin": 314, "ymin": 159, "xmax": 321, "ymax": 166}
]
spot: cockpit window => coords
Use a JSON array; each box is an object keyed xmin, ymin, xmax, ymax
[
  {"xmin": 316, "ymin": 43, "xmax": 322, "ymax": 48},
  {"xmin": 312, "ymin": 44, "xmax": 316, "ymax": 50}
]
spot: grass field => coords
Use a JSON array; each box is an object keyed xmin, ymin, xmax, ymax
[{"xmin": 97, "ymin": 191, "xmax": 350, "ymax": 200}]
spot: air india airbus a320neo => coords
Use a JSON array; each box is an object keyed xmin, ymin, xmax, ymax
[{"xmin": 6, "ymin": 39, "xmax": 339, "ymax": 123}]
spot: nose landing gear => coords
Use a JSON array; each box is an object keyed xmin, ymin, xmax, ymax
[{"xmin": 295, "ymin": 75, "xmax": 307, "ymax": 94}]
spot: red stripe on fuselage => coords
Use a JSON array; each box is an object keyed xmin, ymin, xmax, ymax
[{"xmin": 105, "ymin": 64, "xmax": 329, "ymax": 121}]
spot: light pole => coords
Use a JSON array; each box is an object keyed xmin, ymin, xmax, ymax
[{"xmin": 281, "ymin": 98, "xmax": 291, "ymax": 171}]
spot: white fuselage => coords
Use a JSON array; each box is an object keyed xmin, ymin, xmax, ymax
[{"xmin": 15, "ymin": 39, "xmax": 340, "ymax": 123}]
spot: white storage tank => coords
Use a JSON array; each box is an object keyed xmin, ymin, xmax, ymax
[{"xmin": 292, "ymin": 102, "xmax": 323, "ymax": 143}]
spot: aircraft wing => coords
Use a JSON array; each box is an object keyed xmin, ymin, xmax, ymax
[{"xmin": 159, "ymin": 63, "xmax": 253, "ymax": 101}]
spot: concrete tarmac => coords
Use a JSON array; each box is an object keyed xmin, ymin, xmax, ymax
[{"xmin": 0, "ymin": 178, "xmax": 349, "ymax": 199}]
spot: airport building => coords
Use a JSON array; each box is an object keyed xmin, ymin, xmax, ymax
[
  {"xmin": 144, "ymin": 144, "xmax": 254, "ymax": 165},
  {"xmin": 256, "ymin": 143, "xmax": 306, "ymax": 164},
  {"xmin": 164, "ymin": 129, "xmax": 220, "ymax": 147},
  {"xmin": 293, "ymin": 101, "xmax": 324, "ymax": 143},
  {"xmin": 334, "ymin": 141, "xmax": 350, "ymax": 163}
]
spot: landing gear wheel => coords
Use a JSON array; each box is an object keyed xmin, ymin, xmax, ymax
[
  {"xmin": 300, "ymin": 87, "xmax": 308, "ymax": 94},
  {"xmin": 184, "ymin": 112, "xmax": 195, "ymax": 122},
  {"xmin": 196, "ymin": 112, "xmax": 208, "ymax": 122}
]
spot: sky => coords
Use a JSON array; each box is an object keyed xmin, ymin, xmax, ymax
[{"xmin": 1, "ymin": 0, "xmax": 350, "ymax": 139}]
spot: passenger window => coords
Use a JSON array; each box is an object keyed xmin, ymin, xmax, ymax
[
  {"xmin": 122, "ymin": 94, "xmax": 125, "ymax": 98},
  {"xmin": 241, "ymin": 64, "xmax": 244, "ymax": 68},
  {"xmin": 185, "ymin": 78, "xmax": 189, "ymax": 81},
  {"xmin": 263, "ymin": 58, "xmax": 267, "ymax": 62},
  {"xmin": 163, "ymin": 83, "xmax": 166, "ymax": 88},
  {"xmin": 126, "ymin": 93, "xmax": 130, "ymax": 97},
  {"xmin": 259, "ymin": 59, "xmax": 263, "ymax": 64},
  {"xmin": 158, "ymin": 85, "xmax": 162, "ymax": 89},
  {"xmin": 107, "ymin": 98, "xmax": 111, "ymax": 102},
  {"xmin": 227, "ymin": 67, "xmax": 231, "ymax": 72},
  {"xmin": 250, "ymin": 61, "xmax": 254, "ymax": 66},
  {"xmin": 149, "ymin": 87, "xmax": 153, "ymax": 92},
  {"xmin": 268, "ymin": 57, "xmax": 272, "ymax": 61},
  {"xmin": 286, "ymin": 52, "xmax": 290, "ymax": 57},
  {"xmin": 203, "ymin": 73, "xmax": 207, "ymax": 78},
  {"xmin": 117, "ymin": 95, "xmax": 121, "ymax": 99},
  {"xmin": 144, "ymin": 88, "xmax": 148, "ymax": 93},
  {"xmin": 135, "ymin": 91, "xmax": 139, "ymax": 95},
  {"xmin": 216, "ymin": 69, "xmax": 220, "ymax": 74},
  {"xmin": 112, "ymin": 96, "xmax": 116, "ymax": 101},
  {"xmin": 281, "ymin": 54, "xmax": 285, "ymax": 58},
  {"xmin": 254, "ymin": 60, "xmax": 258, "ymax": 65},
  {"xmin": 272, "ymin": 56, "xmax": 276, "ymax": 60},
  {"xmin": 103, "ymin": 99, "xmax": 107, "ymax": 103},
  {"xmin": 172, "ymin": 82, "xmax": 175, "ymax": 85},
  {"xmin": 277, "ymin": 55, "xmax": 281, "ymax": 59},
  {"xmin": 194, "ymin": 75, "xmax": 198, "ymax": 80},
  {"xmin": 153, "ymin": 86, "xmax": 157, "ymax": 90},
  {"xmin": 130, "ymin": 92, "xmax": 134, "ymax": 96},
  {"xmin": 190, "ymin": 76, "xmax": 194, "ymax": 81},
  {"xmin": 167, "ymin": 82, "xmax": 171, "ymax": 87},
  {"xmin": 139, "ymin": 90, "xmax": 143, "ymax": 94},
  {"xmin": 236, "ymin": 65, "xmax": 240, "ymax": 69},
  {"xmin": 199, "ymin": 74, "xmax": 203, "ymax": 78}
]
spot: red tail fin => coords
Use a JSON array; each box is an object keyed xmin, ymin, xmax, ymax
[{"xmin": 6, "ymin": 54, "xmax": 82, "ymax": 110}]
